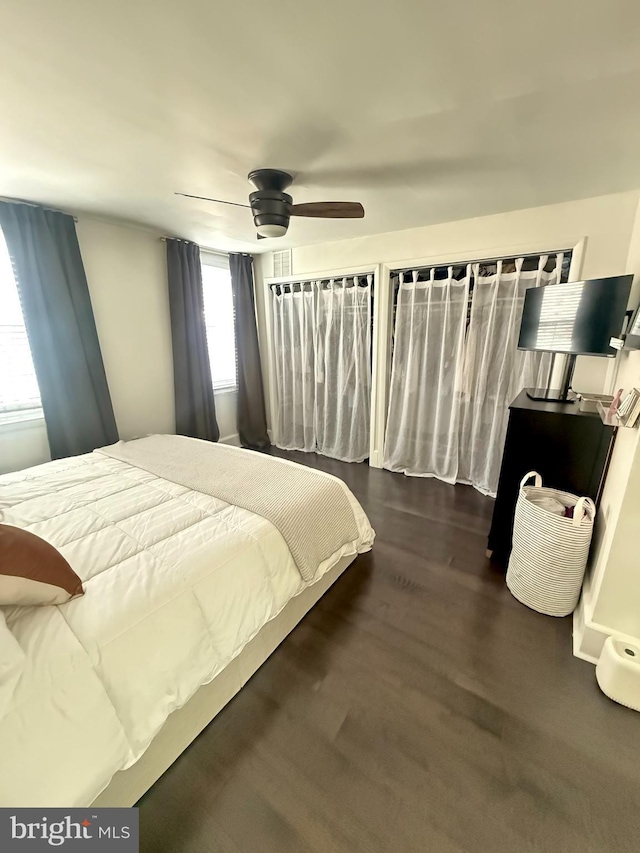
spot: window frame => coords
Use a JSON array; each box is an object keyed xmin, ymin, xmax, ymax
[{"xmin": 200, "ymin": 251, "xmax": 238, "ymax": 393}]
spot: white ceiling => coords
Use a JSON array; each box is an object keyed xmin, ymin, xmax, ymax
[{"xmin": 2, "ymin": 0, "xmax": 640, "ymax": 253}]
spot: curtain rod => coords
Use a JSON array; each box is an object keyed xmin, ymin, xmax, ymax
[
  {"xmin": 159, "ymin": 237, "xmax": 252, "ymax": 259},
  {"xmin": 390, "ymin": 247, "xmax": 571, "ymax": 276},
  {"xmin": 268, "ymin": 271, "xmax": 375, "ymax": 289},
  {"xmin": 0, "ymin": 195, "xmax": 79, "ymax": 222},
  {"xmin": 159, "ymin": 236, "xmax": 232, "ymax": 259}
]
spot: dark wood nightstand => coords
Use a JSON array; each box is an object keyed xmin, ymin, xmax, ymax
[{"xmin": 487, "ymin": 390, "xmax": 616, "ymax": 564}]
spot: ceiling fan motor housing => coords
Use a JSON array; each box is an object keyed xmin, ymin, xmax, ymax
[
  {"xmin": 249, "ymin": 190, "xmax": 292, "ymax": 234},
  {"xmin": 248, "ymin": 169, "xmax": 293, "ymax": 237}
]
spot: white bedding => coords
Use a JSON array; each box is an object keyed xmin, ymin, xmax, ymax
[{"xmin": 0, "ymin": 449, "xmax": 374, "ymax": 807}]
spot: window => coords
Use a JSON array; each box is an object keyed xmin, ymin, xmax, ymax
[
  {"xmin": 0, "ymin": 229, "xmax": 42, "ymax": 421},
  {"xmin": 201, "ymin": 255, "xmax": 237, "ymax": 391}
]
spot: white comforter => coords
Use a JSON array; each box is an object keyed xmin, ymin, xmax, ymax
[{"xmin": 0, "ymin": 450, "xmax": 373, "ymax": 807}]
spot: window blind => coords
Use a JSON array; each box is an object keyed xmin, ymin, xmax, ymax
[
  {"xmin": 200, "ymin": 253, "xmax": 238, "ymax": 391},
  {"xmin": 0, "ymin": 228, "xmax": 42, "ymax": 417}
]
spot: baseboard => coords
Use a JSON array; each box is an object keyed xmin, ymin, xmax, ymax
[
  {"xmin": 573, "ymin": 601, "xmax": 607, "ymax": 664},
  {"xmin": 573, "ymin": 596, "xmax": 638, "ymax": 665},
  {"xmin": 219, "ymin": 433, "xmax": 240, "ymax": 447},
  {"xmin": 220, "ymin": 433, "xmax": 275, "ymax": 448}
]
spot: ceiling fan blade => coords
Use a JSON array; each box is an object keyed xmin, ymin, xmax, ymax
[
  {"xmin": 290, "ymin": 201, "xmax": 364, "ymax": 219},
  {"xmin": 175, "ymin": 192, "xmax": 251, "ymax": 209}
]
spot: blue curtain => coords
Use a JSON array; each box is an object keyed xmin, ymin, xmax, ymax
[
  {"xmin": 0, "ymin": 202, "xmax": 118, "ymax": 459},
  {"xmin": 229, "ymin": 253, "xmax": 269, "ymax": 450},
  {"xmin": 167, "ymin": 239, "xmax": 219, "ymax": 441}
]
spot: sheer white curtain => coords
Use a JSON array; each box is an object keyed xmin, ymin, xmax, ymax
[
  {"xmin": 272, "ymin": 276, "xmax": 372, "ymax": 462},
  {"xmin": 273, "ymin": 284, "xmax": 316, "ymax": 452},
  {"xmin": 383, "ymin": 253, "xmax": 564, "ymax": 496},
  {"xmin": 316, "ymin": 276, "xmax": 372, "ymax": 462},
  {"xmin": 458, "ymin": 255, "xmax": 561, "ymax": 495},
  {"xmin": 384, "ymin": 268, "xmax": 469, "ymax": 482}
]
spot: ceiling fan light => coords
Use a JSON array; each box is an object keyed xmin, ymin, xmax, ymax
[{"xmin": 256, "ymin": 223, "xmax": 288, "ymax": 238}]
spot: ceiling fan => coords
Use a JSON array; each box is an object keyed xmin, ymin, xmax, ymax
[{"xmin": 176, "ymin": 168, "xmax": 364, "ymax": 239}]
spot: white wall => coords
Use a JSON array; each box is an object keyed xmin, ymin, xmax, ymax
[
  {"xmin": 77, "ymin": 218, "xmax": 175, "ymax": 441},
  {"xmin": 0, "ymin": 417, "xmax": 51, "ymax": 474},
  {"xmin": 0, "ymin": 217, "xmax": 239, "ymax": 474},
  {"xmin": 575, "ymin": 198, "xmax": 640, "ymax": 658},
  {"xmin": 81, "ymin": 220, "xmax": 239, "ymax": 444},
  {"xmin": 257, "ymin": 189, "xmax": 640, "ymax": 401}
]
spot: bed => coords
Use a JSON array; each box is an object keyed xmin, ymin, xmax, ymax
[{"xmin": 0, "ymin": 436, "xmax": 374, "ymax": 808}]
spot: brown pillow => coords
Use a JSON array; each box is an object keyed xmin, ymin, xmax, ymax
[{"xmin": 0, "ymin": 524, "xmax": 84, "ymax": 606}]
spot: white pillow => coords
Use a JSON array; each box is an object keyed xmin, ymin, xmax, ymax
[{"xmin": 0, "ymin": 611, "xmax": 24, "ymax": 720}]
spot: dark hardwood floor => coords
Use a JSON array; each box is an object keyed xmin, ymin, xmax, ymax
[{"xmin": 138, "ymin": 451, "xmax": 640, "ymax": 853}]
